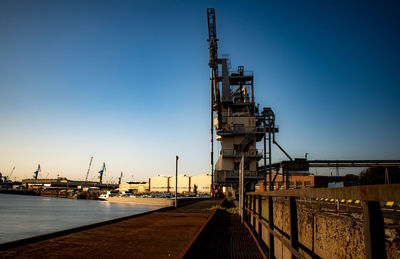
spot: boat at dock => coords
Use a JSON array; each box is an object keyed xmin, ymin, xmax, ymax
[{"xmin": 98, "ymin": 191, "xmax": 118, "ymax": 200}]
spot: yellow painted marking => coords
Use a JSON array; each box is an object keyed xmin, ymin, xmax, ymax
[
  {"xmin": 325, "ymin": 198, "xmax": 329, "ymax": 201},
  {"xmin": 347, "ymin": 200, "xmax": 352, "ymax": 203},
  {"xmin": 386, "ymin": 201, "xmax": 394, "ymax": 207},
  {"xmin": 330, "ymin": 198, "xmax": 335, "ymax": 202},
  {"xmin": 355, "ymin": 200, "xmax": 361, "ymax": 204},
  {"xmin": 341, "ymin": 199, "xmax": 345, "ymax": 203}
]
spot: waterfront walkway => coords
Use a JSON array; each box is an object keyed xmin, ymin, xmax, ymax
[
  {"xmin": 184, "ymin": 200, "xmax": 265, "ymax": 259},
  {"xmin": 0, "ymin": 199, "xmax": 264, "ymax": 259}
]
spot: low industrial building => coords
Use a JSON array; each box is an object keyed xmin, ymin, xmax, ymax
[
  {"xmin": 149, "ymin": 173, "xmax": 211, "ymax": 194},
  {"xmin": 169, "ymin": 175, "xmax": 191, "ymax": 193},
  {"xmin": 190, "ymin": 173, "xmax": 212, "ymax": 193},
  {"xmin": 119, "ymin": 182, "xmax": 149, "ymax": 193},
  {"xmin": 149, "ymin": 175, "xmax": 171, "ymax": 192}
]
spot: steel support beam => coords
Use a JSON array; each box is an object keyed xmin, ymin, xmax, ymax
[{"xmin": 309, "ymin": 164, "xmax": 400, "ymax": 168}]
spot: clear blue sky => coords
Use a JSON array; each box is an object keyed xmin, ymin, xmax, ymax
[{"xmin": 1, "ymin": 0, "xmax": 399, "ymax": 181}]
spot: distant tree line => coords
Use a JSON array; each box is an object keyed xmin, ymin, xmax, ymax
[{"xmin": 344, "ymin": 167, "xmax": 400, "ymax": 185}]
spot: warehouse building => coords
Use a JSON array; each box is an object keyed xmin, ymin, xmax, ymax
[{"xmin": 148, "ymin": 173, "xmax": 211, "ymax": 194}]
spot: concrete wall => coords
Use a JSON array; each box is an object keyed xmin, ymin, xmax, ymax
[
  {"xmin": 248, "ymin": 197, "xmax": 400, "ymax": 259},
  {"xmin": 227, "ymin": 116, "xmax": 256, "ymax": 128}
]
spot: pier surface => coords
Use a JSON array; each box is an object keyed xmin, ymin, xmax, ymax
[
  {"xmin": 0, "ymin": 199, "xmax": 264, "ymax": 259},
  {"xmin": 0, "ymin": 199, "xmax": 218, "ymax": 258}
]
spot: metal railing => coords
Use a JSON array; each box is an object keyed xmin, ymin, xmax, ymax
[
  {"xmin": 217, "ymin": 126, "xmax": 265, "ymax": 134},
  {"xmin": 215, "ymin": 170, "xmax": 264, "ymax": 180},
  {"xmin": 230, "ymin": 70, "xmax": 254, "ymax": 77},
  {"xmin": 217, "ymin": 70, "xmax": 254, "ymax": 77},
  {"xmin": 244, "ymin": 184, "xmax": 400, "ymax": 259},
  {"xmin": 221, "ymin": 149, "xmax": 263, "ymax": 157}
]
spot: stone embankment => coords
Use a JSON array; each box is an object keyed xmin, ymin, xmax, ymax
[{"xmin": 269, "ymin": 199, "xmax": 400, "ymax": 259}]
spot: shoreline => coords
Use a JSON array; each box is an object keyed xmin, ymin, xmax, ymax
[
  {"xmin": 0, "ymin": 205, "xmax": 174, "ymax": 250},
  {"xmin": 103, "ymin": 196, "xmax": 209, "ymax": 206},
  {"xmin": 103, "ymin": 196, "xmax": 175, "ymax": 205},
  {"xmin": 0, "ymin": 199, "xmax": 222, "ymax": 259}
]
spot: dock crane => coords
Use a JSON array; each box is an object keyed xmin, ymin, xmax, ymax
[
  {"xmin": 33, "ymin": 164, "xmax": 41, "ymax": 180},
  {"xmin": 85, "ymin": 157, "xmax": 94, "ymax": 181},
  {"xmin": 118, "ymin": 172, "xmax": 123, "ymax": 185},
  {"xmin": 2, "ymin": 166, "xmax": 16, "ymax": 182},
  {"xmin": 8, "ymin": 166, "xmax": 16, "ymax": 180},
  {"xmin": 98, "ymin": 163, "xmax": 106, "ymax": 184},
  {"xmin": 207, "ymin": 8, "xmax": 223, "ymax": 191},
  {"xmin": 207, "ymin": 8, "xmax": 223, "ymax": 129}
]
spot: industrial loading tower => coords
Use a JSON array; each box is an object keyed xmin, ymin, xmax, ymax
[{"xmin": 207, "ymin": 8, "xmax": 278, "ymax": 192}]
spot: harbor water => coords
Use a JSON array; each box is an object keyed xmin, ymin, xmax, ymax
[{"xmin": 0, "ymin": 193, "xmax": 165, "ymax": 244}]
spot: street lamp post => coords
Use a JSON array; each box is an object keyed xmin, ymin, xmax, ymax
[{"xmin": 175, "ymin": 155, "xmax": 179, "ymax": 208}]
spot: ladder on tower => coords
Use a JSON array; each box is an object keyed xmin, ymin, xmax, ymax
[{"xmin": 239, "ymin": 134, "xmax": 254, "ymax": 151}]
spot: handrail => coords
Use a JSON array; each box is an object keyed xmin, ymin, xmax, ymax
[
  {"xmin": 215, "ymin": 170, "xmax": 263, "ymax": 177},
  {"xmin": 247, "ymin": 183, "xmax": 400, "ymax": 201},
  {"xmin": 244, "ymin": 184, "xmax": 395, "ymax": 259},
  {"xmin": 217, "ymin": 126, "xmax": 265, "ymax": 134},
  {"xmin": 221, "ymin": 149, "xmax": 263, "ymax": 156}
]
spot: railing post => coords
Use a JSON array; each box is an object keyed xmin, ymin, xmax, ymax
[
  {"xmin": 289, "ymin": 197, "xmax": 299, "ymax": 259},
  {"xmin": 268, "ymin": 196, "xmax": 274, "ymax": 258},
  {"xmin": 258, "ymin": 195, "xmax": 262, "ymax": 242},
  {"xmin": 249, "ymin": 195, "xmax": 253, "ymax": 227},
  {"xmin": 363, "ymin": 201, "xmax": 386, "ymax": 259},
  {"xmin": 244, "ymin": 194, "xmax": 248, "ymax": 223},
  {"xmin": 253, "ymin": 195, "xmax": 256, "ymax": 228}
]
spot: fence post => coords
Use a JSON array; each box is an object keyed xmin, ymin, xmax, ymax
[
  {"xmin": 249, "ymin": 195, "xmax": 253, "ymax": 227},
  {"xmin": 289, "ymin": 197, "xmax": 299, "ymax": 259},
  {"xmin": 253, "ymin": 195, "xmax": 256, "ymax": 229},
  {"xmin": 244, "ymin": 194, "xmax": 248, "ymax": 223},
  {"xmin": 258, "ymin": 196, "xmax": 262, "ymax": 242},
  {"xmin": 363, "ymin": 201, "xmax": 386, "ymax": 259},
  {"xmin": 268, "ymin": 196, "xmax": 274, "ymax": 258}
]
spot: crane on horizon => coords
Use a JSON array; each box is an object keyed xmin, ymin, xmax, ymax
[
  {"xmin": 33, "ymin": 164, "xmax": 41, "ymax": 180},
  {"xmin": 8, "ymin": 166, "xmax": 16, "ymax": 179},
  {"xmin": 3, "ymin": 166, "xmax": 16, "ymax": 182},
  {"xmin": 85, "ymin": 157, "xmax": 94, "ymax": 181},
  {"xmin": 98, "ymin": 163, "xmax": 106, "ymax": 184},
  {"xmin": 118, "ymin": 172, "xmax": 123, "ymax": 185}
]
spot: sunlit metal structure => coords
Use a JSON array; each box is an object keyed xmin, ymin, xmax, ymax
[{"xmin": 207, "ymin": 8, "xmax": 281, "ymax": 192}]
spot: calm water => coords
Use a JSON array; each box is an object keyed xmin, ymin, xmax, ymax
[{"xmin": 0, "ymin": 193, "xmax": 164, "ymax": 243}]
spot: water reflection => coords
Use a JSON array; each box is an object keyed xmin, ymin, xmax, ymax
[{"xmin": 0, "ymin": 194, "xmax": 163, "ymax": 243}]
